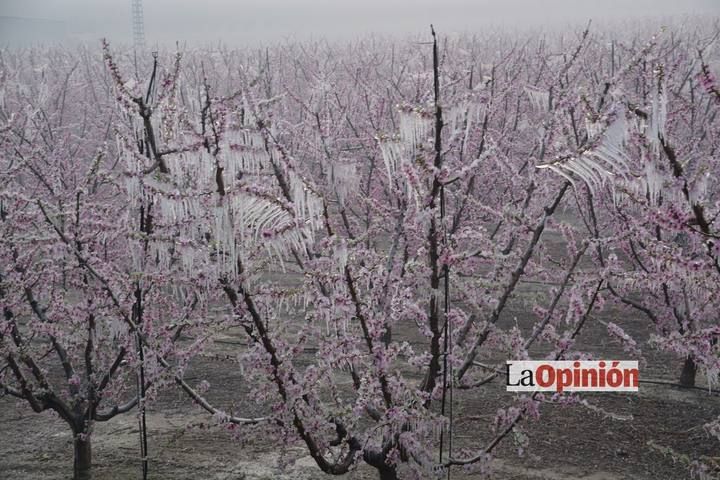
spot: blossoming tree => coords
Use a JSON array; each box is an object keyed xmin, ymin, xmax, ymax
[
  {"xmin": 0, "ymin": 45, "xmax": 263, "ymax": 479},
  {"xmin": 2, "ymin": 19, "xmax": 719, "ymax": 480},
  {"xmin": 102, "ymin": 24, "xmax": 622, "ymax": 479}
]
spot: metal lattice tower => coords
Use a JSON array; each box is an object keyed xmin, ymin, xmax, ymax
[{"xmin": 131, "ymin": 0, "xmax": 145, "ymax": 49}]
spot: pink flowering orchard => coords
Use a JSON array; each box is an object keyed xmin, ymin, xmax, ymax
[{"xmin": 2, "ymin": 18, "xmax": 720, "ymax": 480}]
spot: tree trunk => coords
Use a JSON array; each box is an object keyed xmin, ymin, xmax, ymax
[
  {"xmin": 73, "ymin": 434, "xmax": 92, "ymax": 480},
  {"xmin": 679, "ymin": 357, "xmax": 696, "ymax": 388},
  {"xmin": 381, "ymin": 326, "xmax": 392, "ymax": 346},
  {"xmin": 377, "ymin": 466, "xmax": 398, "ymax": 480}
]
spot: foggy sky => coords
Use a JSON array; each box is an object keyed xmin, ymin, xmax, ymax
[{"xmin": 1, "ymin": 0, "xmax": 719, "ymax": 46}]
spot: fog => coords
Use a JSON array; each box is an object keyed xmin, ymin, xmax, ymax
[{"xmin": 1, "ymin": 0, "xmax": 719, "ymax": 46}]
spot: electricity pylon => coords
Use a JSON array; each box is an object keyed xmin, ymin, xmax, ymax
[{"xmin": 131, "ymin": 0, "xmax": 145, "ymax": 50}]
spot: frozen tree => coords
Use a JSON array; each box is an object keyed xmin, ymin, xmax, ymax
[
  {"xmin": 540, "ymin": 27, "xmax": 720, "ymax": 388},
  {"xmin": 0, "ymin": 45, "xmax": 263, "ymax": 479},
  {"xmin": 2, "ymin": 18, "xmax": 719, "ymax": 480},
  {"xmin": 104, "ymin": 24, "xmax": 620, "ymax": 479}
]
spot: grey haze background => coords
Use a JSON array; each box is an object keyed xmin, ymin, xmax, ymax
[{"xmin": 1, "ymin": 0, "xmax": 719, "ymax": 46}]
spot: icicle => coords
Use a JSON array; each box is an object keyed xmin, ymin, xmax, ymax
[
  {"xmin": 108, "ymin": 317, "xmax": 125, "ymax": 341},
  {"xmin": 159, "ymin": 195, "xmax": 174, "ymax": 223},
  {"xmin": 378, "ymin": 137, "xmax": 403, "ymax": 182},
  {"xmin": 524, "ymin": 86, "xmax": 550, "ymax": 112},
  {"xmin": 225, "ymin": 149, "xmax": 240, "ymax": 182},
  {"xmin": 335, "ymin": 240, "xmax": 348, "ymax": 272},
  {"xmin": 643, "ymin": 159, "xmax": 663, "ymax": 206},
  {"xmin": 129, "ymin": 240, "xmax": 142, "ymax": 272},
  {"xmin": 544, "ymin": 164, "xmax": 578, "ymax": 190},
  {"xmin": 125, "ymin": 176, "xmax": 140, "ymax": 208},
  {"xmin": 461, "ymin": 103, "xmax": 479, "ymax": 156},
  {"xmin": 330, "ymin": 162, "xmax": 358, "ymax": 207},
  {"xmin": 540, "ymin": 110, "xmax": 630, "ymax": 191},
  {"xmin": 445, "ymin": 102, "xmax": 471, "ymax": 138},
  {"xmin": 213, "ymin": 203, "xmax": 235, "ymax": 277},
  {"xmin": 611, "ymin": 183, "xmax": 624, "ymax": 207},
  {"xmin": 564, "ymin": 158, "xmax": 599, "ymax": 194},
  {"xmin": 399, "ymin": 108, "xmax": 433, "ymax": 149},
  {"xmin": 689, "ymin": 171, "xmax": 709, "ymax": 205},
  {"xmin": 180, "ymin": 244, "xmax": 195, "ymax": 272},
  {"xmin": 650, "ymin": 65, "xmax": 667, "ymax": 156},
  {"xmin": 585, "ymin": 118, "xmax": 603, "ymax": 141}
]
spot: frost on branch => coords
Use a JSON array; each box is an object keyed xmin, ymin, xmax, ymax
[
  {"xmin": 524, "ymin": 85, "xmax": 550, "ymax": 113},
  {"xmin": 538, "ymin": 110, "xmax": 630, "ymax": 196}
]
